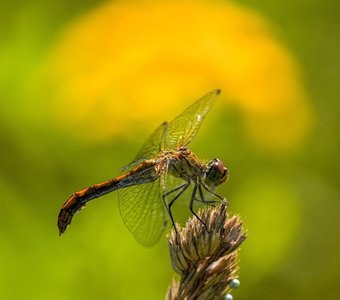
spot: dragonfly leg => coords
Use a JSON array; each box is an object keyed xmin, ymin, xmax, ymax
[
  {"xmin": 163, "ymin": 182, "xmax": 190, "ymax": 235},
  {"xmin": 201, "ymin": 181, "xmax": 228, "ymax": 204},
  {"xmin": 195, "ymin": 184, "xmax": 219, "ymax": 207},
  {"xmin": 163, "ymin": 182, "xmax": 188, "ymax": 197},
  {"xmin": 189, "ymin": 182, "xmax": 208, "ymax": 231},
  {"xmin": 194, "ymin": 197, "xmax": 217, "ymax": 206}
]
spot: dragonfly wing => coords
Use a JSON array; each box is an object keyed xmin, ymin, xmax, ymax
[
  {"xmin": 118, "ymin": 178, "xmax": 168, "ymax": 247},
  {"xmin": 165, "ymin": 89, "xmax": 220, "ymax": 149},
  {"xmin": 120, "ymin": 122, "xmax": 168, "ymax": 172}
]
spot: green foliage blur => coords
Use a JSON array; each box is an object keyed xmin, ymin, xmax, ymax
[{"xmin": 1, "ymin": 1, "xmax": 339, "ymax": 300}]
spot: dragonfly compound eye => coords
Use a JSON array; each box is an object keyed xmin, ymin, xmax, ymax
[{"xmin": 204, "ymin": 159, "xmax": 229, "ymax": 188}]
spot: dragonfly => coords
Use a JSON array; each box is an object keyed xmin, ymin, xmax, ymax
[{"xmin": 57, "ymin": 89, "xmax": 229, "ymax": 246}]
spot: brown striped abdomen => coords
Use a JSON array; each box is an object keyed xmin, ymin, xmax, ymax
[{"xmin": 57, "ymin": 160, "xmax": 158, "ymax": 235}]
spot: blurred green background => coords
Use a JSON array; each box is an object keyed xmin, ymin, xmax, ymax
[{"xmin": 1, "ymin": 0, "xmax": 339, "ymax": 299}]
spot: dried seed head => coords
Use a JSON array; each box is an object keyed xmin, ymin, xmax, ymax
[
  {"xmin": 167, "ymin": 203, "xmax": 247, "ymax": 300},
  {"xmin": 168, "ymin": 203, "xmax": 246, "ymax": 274}
]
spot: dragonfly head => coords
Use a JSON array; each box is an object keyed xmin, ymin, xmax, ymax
[{"xmin": 203, "ymin": 159, "xmax": 229, "ymax": 188}]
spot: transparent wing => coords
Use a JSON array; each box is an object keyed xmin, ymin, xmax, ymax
[
  {"xmin": 161, "ymin": 163, "xmax": 188, "ymax": 205},
  {"xmin": 118, "ymin": 178, "xmax": 168, "ymax": 247},
  {"xmin": 121, "ymin": 122, "xmax": 167, "ymax": 172},
  {"xmin": 121, "ymin": 89, "xmax": 220, "ymax": 171},
  {"xmin": 165, "ymin": 89, "xmax": 220, "ymax": 150}
]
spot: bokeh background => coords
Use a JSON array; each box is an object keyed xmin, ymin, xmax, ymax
[{"xmin": 1, "ymin": 0, "xmax": 339, "ymax": 299}]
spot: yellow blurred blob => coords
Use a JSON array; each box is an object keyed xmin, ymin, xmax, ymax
[{"xmin": 46, "ymin": 0, "xmax": 312, "ymax": 152}]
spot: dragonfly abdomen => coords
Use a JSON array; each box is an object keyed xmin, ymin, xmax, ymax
[{"xmin": 58, "ymin": 160, "xmax": 158, "ymax": 235}]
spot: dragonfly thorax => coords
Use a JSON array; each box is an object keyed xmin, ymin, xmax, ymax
[
  {"xmin": 203, "ymin": 158, "xmax": 229, "ymax": 188},
  {"xmin": 164, "ymin": 149, "xmax": 203, "ymax": 180}
]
